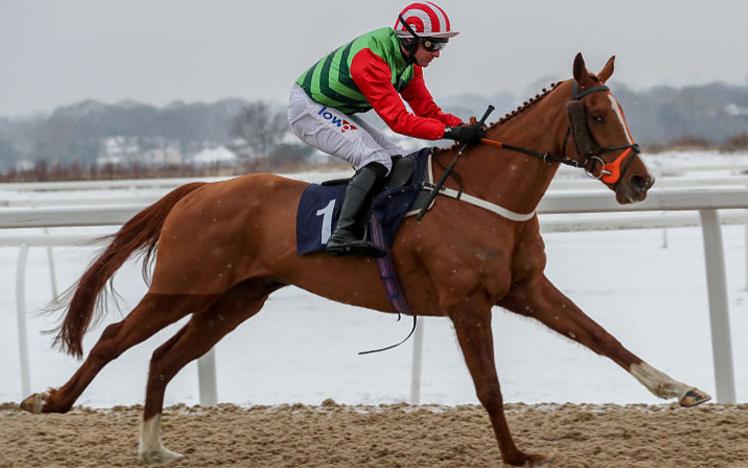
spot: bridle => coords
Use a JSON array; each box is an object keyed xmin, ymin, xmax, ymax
[
  {"xmin": 564, "ymin": 82, "xmax": 641, "ymax": 184},
  {"xmin": 480, "ymin": 82, "xmax": 641, "ymax": 186}
]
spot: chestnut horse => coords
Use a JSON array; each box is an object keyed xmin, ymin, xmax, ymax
[{"xmin": 21, "ymin": 54, "xmax": 710, "ymax": 466}]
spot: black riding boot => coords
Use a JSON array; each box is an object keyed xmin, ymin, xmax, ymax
[{"xmin": 326, "ymin": 163, "xmax": 387, "ymax": 258}]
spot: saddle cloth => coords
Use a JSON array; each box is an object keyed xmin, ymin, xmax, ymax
[{"xmin": 296, "ymin": 147, "xmax": 432, "ymax": 255}]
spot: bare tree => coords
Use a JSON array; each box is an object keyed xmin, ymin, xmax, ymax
[{"xmin": 229, "ymin": 101, "xmax": 288, "ymax": 159}]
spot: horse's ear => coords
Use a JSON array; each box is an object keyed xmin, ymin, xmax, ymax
[
  {"xmin": 573, "ymin": 52, "xmax": 595, "ymax": 88},
  {"xmin": 598, "ymin": 55, "xmax": 615, "ymax": 83},
  {"xmin": 573, "ymin": 53, "xmax": 587, "ymax": 83}
]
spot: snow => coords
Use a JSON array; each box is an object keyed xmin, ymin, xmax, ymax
[
  {"xmin": 726, "ymin": 103, "xmax": 748, "ymax": 117},
  {"xmin": 645, "ymin": 150, "xmax": 748, "ymax": 168},
  {"xmin": 190, "ymin": 146, "xmax": 237, "ymax": 165},
  {"xmin": 0, "ymin": 162, "xmax": 747, "ymax": 408}
]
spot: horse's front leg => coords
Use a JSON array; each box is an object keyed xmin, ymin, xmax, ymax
[
  {"xmin": 450, "ymin": 303, "xmax": 549, "ymax": 466},
  {"xmin": 499, "ymin": 274, "xmax": 711, "ymax": 406}
]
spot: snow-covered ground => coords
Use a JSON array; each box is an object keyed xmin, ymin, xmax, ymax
[{"xmin": 1, "ymin": 156, "xmax": 747, "ymax": 408}]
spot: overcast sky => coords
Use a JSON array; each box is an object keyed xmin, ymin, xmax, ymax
[{"xmin": 2, "ymin": 0, "xmax": 747, "ymax": 117}]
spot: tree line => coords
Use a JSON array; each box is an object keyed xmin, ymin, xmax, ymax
[{"xmin": 1, "ymin": 80, "xmax": 748, "ymax": 181}]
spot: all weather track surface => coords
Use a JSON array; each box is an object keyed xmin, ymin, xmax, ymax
[{"xmin": 1, "ymin": 401, "xmax": 746, "ymax": 467}]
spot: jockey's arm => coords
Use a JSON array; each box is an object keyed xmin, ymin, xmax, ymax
[
  {"xmin": 350, "ymin": 49, "xmax": 456, "ymax": 140},
  {"xmin": 400, "ymin": 65, "xmax": 463, "ymax": 127}
]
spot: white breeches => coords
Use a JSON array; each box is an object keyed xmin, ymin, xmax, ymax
[{"xmin": 287, "ymin": 84, "xmax": 402, "ymax": 174}]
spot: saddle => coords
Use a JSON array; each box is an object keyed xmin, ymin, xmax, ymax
[{"xmin": 295, "ymin": 148, "xmax": 434, "ymax": 256}]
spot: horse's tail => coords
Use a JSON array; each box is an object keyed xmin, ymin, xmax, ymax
[{"xmin": 54, "ymin": 182, "xmax": 206, "ymax": 358}]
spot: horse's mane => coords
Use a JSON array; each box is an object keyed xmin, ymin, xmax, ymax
[
  {"xmin": 487, "ymin": 72, "xmax": 608, "ymax": 130},
  {"xmin": 489, "ymin": 80, "xmax": 564, "ymax": 130},
  {"xmin": 436, "ymin": 80, "xmax": 565, "ymax": 154}
]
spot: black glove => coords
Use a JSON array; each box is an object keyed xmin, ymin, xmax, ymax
[{"xmin": 443, "ymin": 123, "xmax": 485, "ymax": 144}]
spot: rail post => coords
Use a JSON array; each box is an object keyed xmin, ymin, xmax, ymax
[
  {"xmin": 410, "ymin": 319, "xmax": 425, "ymax": 405},
  {"xmin": 15, "ymin": 243, "xmax": 31, "ymax": 399},
  {"xmin": 698, "ymin": 209, "xmax": 736, "ymax": 403},
  {"xmin": 197, "ymin": 349, "xmax": 218, "ymax": 405},
  {"xmin": 745, "ymin": 223, "xmax": 748, "ymax": 291},
  {"xmin": 43, "ymin": 228, "xmax": 59, "ymax": 299}
]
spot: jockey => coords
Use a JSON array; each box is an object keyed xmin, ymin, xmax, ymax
[{"xmin": 288, "ymin": 2, "xmax": 484, "ymax": 257}]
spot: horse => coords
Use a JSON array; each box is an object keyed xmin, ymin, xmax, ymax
[{"xmin": 20, "ymin": 53, "xmax": 711, "ymax": 466}]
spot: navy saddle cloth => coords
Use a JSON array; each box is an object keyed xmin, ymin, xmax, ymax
[{"xmin": 296, "ymin": 148, "xmax": 431, "ymax": 255}]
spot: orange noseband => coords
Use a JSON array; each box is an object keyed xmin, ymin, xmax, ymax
[{"xmin": 600, "ymin": 147, "xmax": 633, "ymax": 184}]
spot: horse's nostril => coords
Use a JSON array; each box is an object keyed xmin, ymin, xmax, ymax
[{"xmin": 631, "ymin": 175, "xmax": 654, "ymax": 192}]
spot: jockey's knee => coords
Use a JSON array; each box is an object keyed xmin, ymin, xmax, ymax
[{"xmin": 364, "ymin": 161, "xmax": 389, "ymax": 178}]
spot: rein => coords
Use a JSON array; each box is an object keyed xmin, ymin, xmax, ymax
[{"xmin": 479, "ymin": 83, "xmax": 640, "ymax": 185}]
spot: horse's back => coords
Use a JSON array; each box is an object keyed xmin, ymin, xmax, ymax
[{"xmin": 179, "ymin": 172, "xmax": 307, "ymax": 207}]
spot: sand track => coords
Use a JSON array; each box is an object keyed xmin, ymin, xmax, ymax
[{"xmin": 1, "ymin": 401, "xmax": 747, "ymax": 467}]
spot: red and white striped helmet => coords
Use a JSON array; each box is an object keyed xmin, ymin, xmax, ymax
[{"xmin": 394, "ymin": 2, "xmax": 459, "ymax": 39}]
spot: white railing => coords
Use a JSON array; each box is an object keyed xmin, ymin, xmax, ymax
[
  {"xmin": 2, "ymin": 177, "xmax": 748, "ymax": 208},
  {"xmin": 0, "ymin": 170, "xmax": 352, "ymax": 193},
  {"xmin": 0, "ymin": 159, "xmax": 745, "ymax": 194},
  {"xmin": 3, "ymin": 176, "xmax": 748, "ymax": 209},
  {"xmin": 0, "ymin": 176, "xmax": 228, "ymax": 192},
  {"xmin": 550, "ymin": 175, "xmax": 748, "ymax": 191},
  {"xmin": 1, "ymin": 186, "xmax": 744, "ymax": 405}
]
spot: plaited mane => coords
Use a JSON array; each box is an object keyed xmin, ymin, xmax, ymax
[
  {"xmin": 437, "ymin": 80, "xmax": 564, "ymax": 153},
  {"xmin": 488, "ymin": 72, "xmax": 605, "ymax": 131},
  {"xmin": 488, "ymin": 81, "xmax": 564, "ymax": 130}
]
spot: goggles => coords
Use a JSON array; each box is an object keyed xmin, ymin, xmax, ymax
[{"xmin": 420, "ymin": 37, "xmax": 448, "ymax": 52}]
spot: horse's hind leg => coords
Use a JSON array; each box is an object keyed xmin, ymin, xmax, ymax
[
  {"xmin": 499, "ymin": 274, "xmax": 711, "ymax": 406},
  {"xmin": 21, "ymin": 293, "xmax": 216, "ymax": 414},
  {"xmin": 137, "ymin": 278, "xmax": 283, "ymax": 465}
]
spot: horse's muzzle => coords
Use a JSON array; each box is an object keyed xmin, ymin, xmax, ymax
[
  {"xmin": 632, "ymin": 174, "xmax": 655, "ymax": 193},
  {"xmin": 616, "ymin": 173, "xmax": 655, "ymax": 204}
]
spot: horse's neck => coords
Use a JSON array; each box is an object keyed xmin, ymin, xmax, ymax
[{"xmin": 442, "ymin": 83, "xmax": 571, "ymax": 214}]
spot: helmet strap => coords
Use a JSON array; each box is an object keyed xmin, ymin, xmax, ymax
[
  {"xmin": 398, "ymin": 14, "xmax": 420, "ymax": 60},
  {"xmin": 398, "ymin": 14, "xmax": 422, "ymax": 40}
]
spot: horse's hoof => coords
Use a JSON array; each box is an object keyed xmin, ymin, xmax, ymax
[
  {"xmin": 138, "ymin": 447, "xmax": 184, "ymax": 465},
  {"xmin": 679, "ymin": 388, "xmax": 711, "ymax": 407},
  {"xmin": 20, "ymin": 392, "xmax": 49, "ymax": 414},
  {"xmin": 525, "ymin": 453, "xmax": 553, "ymax": 467},
  {"xmin": 506, "ymin": 452, "xmax": 550, "ymax": 467}
]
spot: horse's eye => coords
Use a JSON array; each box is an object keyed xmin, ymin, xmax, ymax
[{"xmin": 591, "ymin": 114, "xmax": 604, "ymax": 123}]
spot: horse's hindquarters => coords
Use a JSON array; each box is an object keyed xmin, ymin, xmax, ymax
[{"xmin": 149, "ymin": 174, "xmax": 305, "ymax": 295}]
